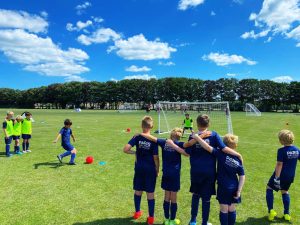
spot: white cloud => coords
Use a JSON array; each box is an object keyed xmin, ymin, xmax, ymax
[
  {"xmin": 77, "ymin": 28, "xmax": 121, "ymax": 45},
  {"xmin": 226, "ymin": 73, "xmax": 237, "ymax": 77},
  {"xmin": 75, "ymin": 1, "xmax": 92, "ymax": 15},
  {"xmin": 0, "ymin": 9, "xmax": 48, "ymax": 33},
  {"xmin": 67, "ymin": 20, "xmax": 93, "ymax": 32},
  {"xmin": 233, "ymin": 0, "xmax": 244, "ymax": 4},
  {"xmin": 124, "ymin": 74, "xmax": 157, "ymax": 80},
  {"xmin": 92, "ymin": 16, "xmax": 104, "ymax": 23},
  {"xmin": 242, "ymin": 0, "xmax": 300, "ymax": 45},
  {"xmin": 109, "ymin": 34, "xmax": 176, "ymax": 60},
  {"xmin": 202, "ymin": 52, "xmax": 257, "ymax": 66},
  {"xmin": 40, "ymin": 11, "xmax": 48, "ymax": 18},
  {"xmin": 125, "ymin": 65, "xmax": 151, "ymax": 72},
  {"xmin": 272, "ymin": 76, "xmax": 294, "ymax": 83},
  {"xmin": 241, "ymin": 29, "xmax": 270, "ymax": 39},
  {"xmin": 0, "ymin": 29, "xmax": 89, "ymax": 78},
  {"xmin": 191, "ymin": 22, "xmax": 198, "ymax": 27},
  {"xmin": 178, "ymin": 0, "xmax": 205, "ymax": 10},
  {"xmin": 65, "ymin": 75, "xmax": 88, "ymax": 82},
  {"xmin": 297, "ymin": 43, "xmax": 300, "ymax": 47},
  {"xmin": 211, "ymin": 11, "xmax": 216, "ymax": 16},
  {"xmin": 158, "ymin": 61, "xmax": 175, "ymax": 66}
]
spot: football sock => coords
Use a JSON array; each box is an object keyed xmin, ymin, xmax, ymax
[
  {"xmin": 282, "ymin": 193, "xmax": 290, "ymax": 214},
  {"xmin": 191, "ymin": 194, "xmax": 200, "ymax": 222},
  {"xmin": 170, "ymin": 203, "xmax": 177, "ymax": 220},
  {"xmin": 163, "ymin": 201, "xmax": 170, "ymax": 219},
  {"xmin": 148, "ymin": 199, "xmax": 155, "ymax": 217},
  {"xmin": 219, "ymin": 212, "xmax": 228, "ymax": 225},
  {"xmin": 134, "ymin": 194, "xmax": 141, "ymax": 212},
  {"xmin": 266, "ymin": 189, "xmax": 274, "ymax": 212},
  {"xmin": 228, "ymin": 211, "xmax": 236, "ymax": 225}
]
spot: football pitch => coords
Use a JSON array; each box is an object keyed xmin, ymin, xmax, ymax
[{"xmin": 0, "ymin": 109, "xmax": 299, "ymax": 225}]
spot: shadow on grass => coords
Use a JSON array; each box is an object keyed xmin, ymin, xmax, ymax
[
  {"xmin": 0, "ymin": 152, "xmax": 8, "ymax": 157},
  {"xmin": 73, "ymin": 217, "xmax": 136, "ymax": 225},
  {"xmin": 34, "ymin": 161, "xmax": 65, "ymax": 169},
  {"xmin": 236, "ymin": 216, "xmax": 291, "ymax": 225}
]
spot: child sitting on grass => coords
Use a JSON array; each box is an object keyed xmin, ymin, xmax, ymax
[
  {"xmin": 53, "ymin": 119, "xmax": 77, "ymax": 165},
  {"xmin": 193, "ymin": 133, "xmax": 245, "ymax": 225},
  {"xmin": 266, "ymin": 130, "xmax": 300, "ymax": 222}
]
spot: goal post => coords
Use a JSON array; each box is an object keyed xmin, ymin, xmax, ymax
[
  {"xmin": 245, "ymin": 103, "xmax": 261, "ymax": 116},
  {"xmin": 156, "ymin": 101, "xmax": 233, "ymax": 135}
]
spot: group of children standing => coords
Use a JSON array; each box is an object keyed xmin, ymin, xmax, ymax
[
  {"xmin": 2, "ymin": 111, "xmax": 32, "ymax": 157},
  {"xmin": 124, "ymin": 114, "xmax": 300, "ymax": 225}
]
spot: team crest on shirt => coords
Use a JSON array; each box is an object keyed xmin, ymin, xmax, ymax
[
  {"xmin": 164, "ymin": 143, "xmax": 175, "ymax": 152},
  {"xmin": 225, "ymin": 156, "xmax": 240, "ymax": 168},
  {"xmin": 287, "ymin": 151, "xmax": 299, "ymax": 159},
  {"xmin": 139, "ymin": 141, "xmax": 151, "ymax": 150},
  {"xmin": 195, "ymin": 138, "xmax": 210, "ymax": 149}
]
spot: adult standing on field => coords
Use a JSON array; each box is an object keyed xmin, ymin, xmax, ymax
[{"xmin": 2, "ymin": 111, "xmax": 14, "ymax": 157}]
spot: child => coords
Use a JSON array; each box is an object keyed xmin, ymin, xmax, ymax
[
  {"xmin": 21, "ymin": 112, "xmax": 32, "ymax": 153},
  {"xmin": 193, "ymin": 133, "xmax": 245, "ymax": 225},
  {"xmin": 123, "ymin": 116, "xmax": 159, "ymax": 225},
  {"xmin": 182, "ymin": 113, "xmax": 193, "ymax": 135},
  {"xmin": 140, "ymin": 128, "xmax": 210, "ymax": 225},
  {"xmin": 2, "ymin": 111, "xmax": 14, "ymax": 157},
  {"xmin": 266, "ymin": 130, "xmax": 300, "ymax": 222},
  {"xmin": 53, "ymin": 119, "xmax": 77, "ymax": 165},
  {"xmin": 12, "ymin": 115, "xmax": 23, "ymax": 155},
  {"xmin": 186, "ymin": 114, "xmax": 243, "ymax": 225}
]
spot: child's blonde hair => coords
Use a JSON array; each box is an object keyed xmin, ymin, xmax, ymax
[
  {"xmin": 223, "ymin": 134, "xmax": 239, "ymax": 149},
  {"xmin": 278, "ymin": 130, "xmax": 294, "ymax": 146},
  {"xmin": 142, "ymin": 116, "xmax": 153, "ymax": 129},
  {"xmin": 170, "ymin": 127, "xmax": 183, "ymax": 140},
  {"xmin": 15, "ymin": 115, "xmax": 23, "ymax": 121}
]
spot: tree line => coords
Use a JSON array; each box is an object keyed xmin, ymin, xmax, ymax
[{"xmin": 0, "ymin": 78, "xmax": 299, "ymax": 112}]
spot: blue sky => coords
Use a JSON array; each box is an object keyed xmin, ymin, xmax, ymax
[{"xmin": 0, "ymin": 0, "xmax": 300, "ymax": 89}]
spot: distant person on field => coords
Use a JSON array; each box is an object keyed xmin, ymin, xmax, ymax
[
  {"xmin": 182, "ymin": 113, "xmax": 193, "ymax": 135},
  {"xmin": 21, "ymin": 112, "xmax": 32, "ymax": 153},
  {"xmin": 12, "ymin": 115, "xmax": 23, "ymax": 155},
  {"xmin": 2, "ymin": 111, "xmax": 14, "ymax": 157},
  {"xmin": 53, "ymin": 119, "xmax": 77, "ymax": 165},
  {"xmin": 123, "ymin": 116, "xmax": 159, "ymax": 225},
  {"xmin": 266, "ymin": 130, "xmax": 300, "ymax": 222},
  {"xmin": 193, "ymin": 133, "xmax": 245, "ymax": 225}
]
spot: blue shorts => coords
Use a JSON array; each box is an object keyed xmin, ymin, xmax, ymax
[
  {"xmin": 133, "ymin": 169, "xmax": 157, "ymax": 193},
  {"xmin": 268, "ymin": 173, "xmax": 293, "ymax": 192},
  {"xmin": 4, "ymin": 136, "xmax": 12, "ymax": 144},
  {"xmin": 217, "ymin": 186, "xmax": 241, "ymax": 205},
  {"xmin": 161, "ymin": 172, "xmax": 180, "ymax": 192},
  {"xmin": 22, "ymin": 134, "xmax": 32, "ymax": 139},
  {"xmin": 62, "ymin": 144, "xmax": 74, "ymax": 151},
  {"xmin": 190, "ymin": 174, "xmax": 216, "ymax": 197},
  {"xmin": 12, "ymin": 135, "xmax": 20, "ymax": 140}
]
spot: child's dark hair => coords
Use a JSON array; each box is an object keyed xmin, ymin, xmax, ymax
[
  {"xmin": 196, "ymin": 114, "xmax": 210, "ymax": 127},
  {"xmin": 25, "ymin": 112, "xmax": 32, "ymax": 116},
  {"xmin": 64, "ymin": 119, "xmax": 72, "ymax": 126}
]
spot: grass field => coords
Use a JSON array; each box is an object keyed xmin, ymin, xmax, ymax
[{"xmin": 0, "ymin": 109, "xmax": 299, "ymax": 225}]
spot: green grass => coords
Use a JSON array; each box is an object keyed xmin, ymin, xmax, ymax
[{"xmin": 0, "ymin": 109, "xmax": 299, "ymax": 225}]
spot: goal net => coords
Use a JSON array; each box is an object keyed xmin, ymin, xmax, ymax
[
  {"xmin": 245, "ymin": 103, "xmax": 261, "ymax": 116},
  {"xmin": 156, "ymin": 101, "xmax": 233, "ymax": 135},
  {"xmin": 118, "ymin": 103, "xmax": 139, "ymax": 112}
]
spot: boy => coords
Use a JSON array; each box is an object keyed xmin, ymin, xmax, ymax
[
  {"xmin": 186, "ymin": 114, "xmax": 242, "ymax": 225},
  {"xmin": 182, "ymin": 113, "xmax": 193, "ymax": 135},
  {"xmin": 53, "ymin": 119, "xmax": 77, "ymax": 165},
  {"xmin": 193, "ymin": 133, "xmax": 245, "ymax": 225},
  {"xmin": 266, "ymin": 130, "xmax": 300, "ymax": 222},
  {"xmin": 123, "ymin": 116, "xmax": 159, "ymax": 225},
  {"xmin": 2, "ymin": 111, "xmax": 14, "ymax": 157},
  {"xmin": 21, "ymin": 112, "xmax": 32, "ymax": 153},
  {"xmin": 12, "ymin": 115, "xmax": 23, "ymax": 155}
]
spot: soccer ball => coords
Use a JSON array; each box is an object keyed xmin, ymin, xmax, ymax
[{"xmin": 85, "ymin": 156, "xmax": 94, "ymax": 164}]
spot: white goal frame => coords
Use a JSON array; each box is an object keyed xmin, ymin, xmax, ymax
[
  {"xmin": 118, "ymin": 103, "xmax": 139, "ymax": 112},
  {"xmin": 245, "ymin": 103, "xmax": 261, "ymax": 116},
  {"xmin": 156, "ymin": 101, "xmax": 233, "ymax": 135}
]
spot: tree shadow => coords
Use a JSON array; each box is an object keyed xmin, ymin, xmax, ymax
[
  {"xmin": 34, "ymin": 161, "xmax": 65, "ymax": 169},
  {"xmin": 236, "ymin": 216, "xmax": 291, "ymax": 225},
  {"xmin": 0, "ymin": 152, "xmax": 9, "ymax": 157},
  {"xmin": 73, "ymin": 217, "xmax": 137, "ymax": 225}
]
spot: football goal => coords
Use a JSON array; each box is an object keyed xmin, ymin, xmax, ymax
[
  {"xmin": 245, "ymin": 103, "xmax": 261, "ymax": 116},
  {"xmin": 156, "ymin": 101, "xmax": 233, "ymax": 135},
  {"xmin": 118, "ymin": 103, "xmax": 139, "ymax": 112}
]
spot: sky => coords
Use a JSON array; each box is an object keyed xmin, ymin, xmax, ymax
[{"xmin": 0, "ymin": 0, "xmax": 300, "ymax": 89}]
